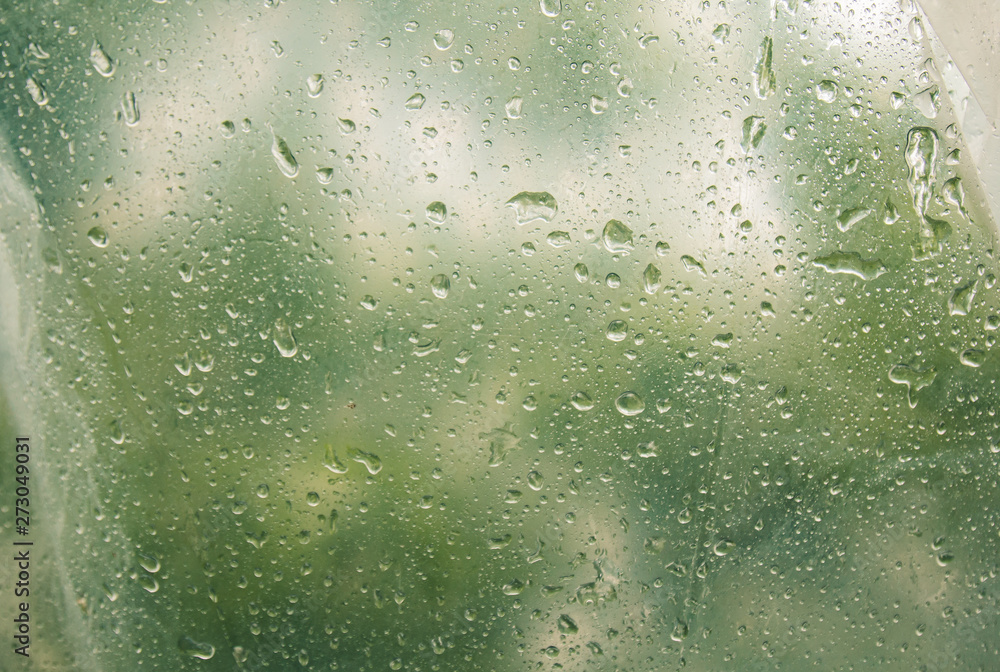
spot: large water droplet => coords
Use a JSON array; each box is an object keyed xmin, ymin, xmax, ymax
[
  {"xmin": 504, "ymin": 95, "xmax": 523, "ymax": 119},
  {"xmin": 540, "ymin": 0, "xmax": 562, "ymax": 17},
  {"xmin": 615, "ymin": 391, "xmax": 645, "ymax": 416},
  {"xmin": 347, "ymin": 447, "xmax": 382, "ymax": 474},
  {"xmin": 426, "ymin": 201, "xmax": 447, "ymax": 223},
  {"xmin": 306, "ymin": 73, "xmax": 324, "ymax": 97},
  {"xmin": 121, "ymin": 91, "xmax": 140, "ymax": 126},
  {"xmin": 405, "ymin": 93, "xmax": 426, "ymax": 110},
  {"xmin": 812, "ymin": 251, "xmax": 887, "ymax": 281},
  {"xmin": 948, "ymin": 280, "xmax": 977, "ymax": 316},
  {"xmin": 87, "ymin": 226, "xmax": 109, "ymax": 248},
  {"xmin": 178, "ymin": 636, "xmax": 216, "ymax": 660},
  {"xmin": 816, "ymin": 80, "xmax": 838, "ymax": 103},
  {"xmin": 272, "ymin": 317, "xmax": 298, "ymax": 357},
  {"xmin": 430, "ymin": 273, "xmax": 450, "ymax": 299},
  {"xmin": 642, "ymin": 264, "xmax": 662, "ymax": 294},
  {"xmin": 570, "ymin": 391, "xmax": 594, "ymax": 411},
  {"xmin": 505, "ymin": 191, "xmax": 557, "ymax": 224},
  {"xmin": 433, "ymin": 29, "xmax": 455, "ymax": 50},
  {"xmin": 888, "ymin": 364, "xmax": 936, "ymax": 409},
  {"xmin": 26, "ymin": 76, "xmax": 48, "ymax": 107},
  {"xmin": 270, "ymin": 133, "xmax": 298, "ymax": 178},
  {"xmin": 752, "ymin": 37, "xmax": 775, "ymax": 99},
  {"xmin": 90, "ymin": 42, "xmax": 115, "ymax": 77},
  {"xmin": 606, "ymin": 320, "xmax": 628, "ymax": 342},
  {"xmin": 680, "ymin": 255, "xmax": 706, "ymax": 276},
  {"xmin": 836, "ymin": 207, "xmax": 872, "ymax": 233},
  {"xmin": 601, "ymin": 219, "xmax": 633, "ymax": 253},
  {"xmin": 741, "ymin": 116, "xmax": 766, "ymax": 153}
]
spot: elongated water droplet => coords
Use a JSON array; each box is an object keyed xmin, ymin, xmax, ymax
[
  {"xmin": 272, "ymin": 317, "xmax": 298, "ymax": 357},
  {"xmin": 337, "ymin": 117, "xmax": 356, "ymax": 134},
  {"xmin": 960, "ymin": 348, "xmax": 985, "ymax": 368},
  {"xmin": 137, "ymin": 552, "xmax": 161, "ymax": 573},
  {"xmin": 26, "ymin": 76, "xmax": 48, "ymax": 106},
  {"xmin": 888, "ymin": 364, "xmax": 936, "ymax": 408},
  {"xmin": 546, "ymin": 231, "xmax": 571, "ymax": 247},
  {"xmin": 836, "ymin": 207, "xmax": 872, "ymax": 233},
  {"xmin": 270, "ymin": 133, "xmax": 298, "ymax": 178},
  {"xmin": 323, "ymin": 445, "xmax": 348, "ymax": 473},
  {"xmin": 642, "ymin": 264, "xmax": 662, "ymax": 294},
  {"xmin": 557, "ymin": 614, "xmax": 578, "ymax": 634},
  {"xmin": 741, "ymin": 116, "xmax": 766, "ymax": 153},
  {"xmin": 752, "ymin": 37, "xmax": 776, "ymax": 99},
  {"xmin": 615, "ymin": 391, "xmax": 645, "ymax": 416},
  {"xmin": 812, "ymin": 251, "xmax": 887, "ymax": 281},
  {"xmin": 505, "ymin": 191, "xmax": 557, "ymax": 224},
  {"xmin": 109, "ymin": 419, "xmax": 125, "ymax": 445},
  {"xmin": 602, "ymin": 219, "xmax": 633, "ymax": 253},
  {"xmin": 121, "ymin": 91, "xmax": 139, "ymax": 126},
  {"xmin": 574, "ymin": 263, "xmax": 589, "ymax": 282},
  {"xmin": 347, "ymin": 447, "xmax": 382, "ymax": 474},
  {"xmin": 680, "ymin": 255, "xmax": 706, "ymax": 276},
  {"xmin": 178, "ymin": 636, "xmax": 215, "ymax": 660},
  {"xmin": 430, "ymin": 273, "xmax": 450, "ymax": 299},
  {"xmin": 948, "ymin": 280, "xmax": 977, "ymax": 316},
  {"xmin": 90, "ymin": 42, "xmax": 115, "ymax": 77}
]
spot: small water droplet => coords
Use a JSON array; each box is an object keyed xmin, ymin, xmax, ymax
[
  {"xmin": 713, "ymin": 539, "xmax": 735, "ymax": 556},
  {"xmin": 337, "ymin": 117, "xmax": 355, "ymax": 134},
  {"xmin": 220, "ymin": 120, "xmax": 235, "ymax": 138},
  {"xmin": 26, "ymin": 76, "xmax": 48, "ymax": 106},
  {"xmin": 316, "ymin": 167, "xmax": 335, "ymax": 184},
  {"xmin": 836, "ymin": 207, "xmax": 872, "ymax": 233}
]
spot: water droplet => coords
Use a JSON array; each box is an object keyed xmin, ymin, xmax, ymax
[
  {"xmin": 606, "ymin": 320, "xmax": 628, "ymax": 342},
  {"xmin": 90, "ymin": 42, "xmax": 114, "ymax": 77},
  {"xmin": 316, "ymin": 167, "xmax": 334, "ymax": 184},
  {"xmin": 306, "ymin": 491, "xmax": 320, "ymax": 506},
  {"xmin": 812, "ymin": 251, "xmax": 887, "ymax": 281},
  {"xmin": 960, "ymin": 349, "xmax": 985, "ymax": 368},
  {"xmin": 270, "ymin": 133, "xmax": 298, "ymax": 178},
  {"xmin": 502, "ymin": 579, "xmax": 525, "ymax": 595},
  {"xmin": 337, "ymin": 117, "xmax": 355, "ymax": 134},
  {"xmin": 26, "ymin": 76, "xmax": 48, "ymax": 106},
  {"xmin": 712, "ymin": 23, "xmax": 730, "ymax": 43},
  {"xmin": 178, "ymin": 636, "xmax": 215, "ymax": 660},
  {"xmin": 670, "ymin": 619, "xmax": 689, "ymax": 642},
  {"xmin": 713, "ymin": 539, "xmax": 735, "ymax": 556},
  {"xmin": 522, "ymin": 395, "xmax": 537, "ymax": 411},
  {"xmin": 883, "ymin": 198, "xmax": 900, "ymax": 225},
  {"xmin": 913, "ymin": 86, "xmax": 940, "ymax": 119},
  {"xmin": 642, "ymin": 264, "xmax": 662, "ymax": 294},
  {"xmin": 272, "ymin": 317, "xmax": 298, "ymax": 357},
  {"xmin": 888, "ymin": 364, "xmax": 936, "ymax": 408},
  {"xmin": 433, "ymin": 29, "xmax": 455, "ymax": 50},
  {"xmin": 557, "ymin": 614, "xmax": 578, "ymax": 633},
  {"xmin": 426, "ymin": 201, "xmax": 447, "ymax": 223},
  {"xmin": 601, "ymin": 219, "xmax": 633, "ymax": 253},
  {"xmin": 505, "ymin": 191, "xmax": 557, "ymax": 224},
  {"xmin": 605, "ymin": 273, "xmax": 621, "ymax": 289},
  {"xmin": 570, "ymin": 391, "xmax": 594, "ymax": 411},
  {"xmin": 540, "ymin": 0, "xmax": 561, "ymax": 17},
  {"xmin": 948, "ymin": 280, "xmax": 977, "ymax": 316},
  {"xmin": 615, "ymin": 391, "xmax": 645, "ymax": 416},
  {"xmin": 574, "ymin": 263, "xmax": 589, "ymax": 282},
  {"xmin": 138, "ymin": 575, "xmax": 159, "ymax": 593},
  {"xmin": 304, "ymin": 73, "xmax": 324, "ymax": 97},
  {"xmin": 347, "ymin": 447, "xmax": 382, "ymax": 474},
  {"xmin": 430, "ymin": 273, "xmax": 450, "ymax": 299},
  {"xmin": 220, "ymin": 120, "xmax": 235, "ymax": 138},
  {"xmin": 546, "ymin": 231, "xmax": 571, "ymax": 247},
  {"xmin": 121, "ymin": 91, "xmax": 139, "ymax": 126},
  {"xmin": 504, "ymin": 95, "xmax": 523, "ymax": 119},
  {"xmin": 752, "ymin": 37, "xmax": 776, "ymax": 99},
  {"xmin": 360, "ymin": 295, "xmax": 378, "ymax": 311},
  {"xmin": 836, "ymin": 207, "xmax": 872, "ymax": 233},
  {"xmin": 589, "ymin": 95, "xmax": 609, "ymax": 114},
  {"xmin": 405, "ymin": 93, "xmax": 426, "ymax": 110},
  {"xmin": 137, "ymin": 552, "xmax": 161, "ymax": 573},
  {"xmin": 323, "ymin": 445, "xmax": 348, "ymax": 473},
  {"xmin": 680, "ymin": 255, "xmax": 706, "ymax": 276},
  {"xmin": 527, "ymin": 470, "xmax": 544, "ymax": 490},
  {"xmin": 816, "ymin": 80, "xmax": 838, "ymax": 103},
  {"xmin": 87, "ymin": 226, "xmax": 109, "ymax": 248},
  {"xmin": 741, "ymin": 116, "xmax": 766, "ymax": 153}
]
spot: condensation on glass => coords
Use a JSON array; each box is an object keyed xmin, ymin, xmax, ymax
[{"xmin": 0, "ymin": 1, "xmax": 998, "ymax": 670}]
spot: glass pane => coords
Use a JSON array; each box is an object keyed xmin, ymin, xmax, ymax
[{"xmin": 1, "ymin": 0, "xmax": 997, "ymax": 669}]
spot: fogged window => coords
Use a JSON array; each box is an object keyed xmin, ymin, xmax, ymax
[{"xmin": 0, "ymin": 0, "xmax": 998, "ymax": 670}]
